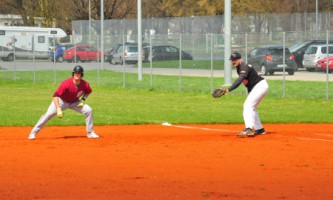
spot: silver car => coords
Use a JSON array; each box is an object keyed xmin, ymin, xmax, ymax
[
  {"xmin": 303, "ymin": 44, "xmax": 333, "ymax": 71},
  {"xmin": 112, "ymin": 45, "xmax": 142, "ymax": 64}
]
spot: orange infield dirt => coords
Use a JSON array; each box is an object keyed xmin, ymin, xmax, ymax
[{"xmin": 1, "ymin": 124, "xmax": 333, "ymax": 200}]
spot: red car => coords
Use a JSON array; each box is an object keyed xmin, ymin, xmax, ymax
[
  {"xmin": 63, "ymin": 45, "xmax": 101, "ymax": 63},
  {"xmin": 316, "ymin": 56, "xmax": 333, "ymax": 73}
]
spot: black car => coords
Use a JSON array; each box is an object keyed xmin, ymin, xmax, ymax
[
  {"xmin": 143, "ymin": 45, "xmax": 193, "ymax": 62},
  {"xmin": 289, "ymin": 40, "xmax": 333, "ymax": 70},
  {"xmin": 247, "ymin": 45, "xmax": 297, "ymax": 76}
]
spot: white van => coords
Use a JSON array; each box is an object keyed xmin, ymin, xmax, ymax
[
  {"xmin": 0, "ymin": 26, "xmax": 66, "ymax": 61},
  {"xmin": 303, "ymin": 44, "xmax": 333, "ymax": 71}
]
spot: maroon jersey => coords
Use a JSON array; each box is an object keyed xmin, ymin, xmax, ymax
[{"xmin": 53, "ymin": 78, "xmax": 92, "ymax": 103}]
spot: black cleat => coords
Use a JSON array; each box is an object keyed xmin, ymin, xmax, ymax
[{"xmin": 254, "ymin": 128, "xmax": 266, "ymax": 135}]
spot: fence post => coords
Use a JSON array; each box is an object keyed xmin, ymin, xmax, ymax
[
  {"xmin": 282, "ymin": 32, "xmax": 286, "ymax": 98},
  {"xmin": 32, "ymin": 34, "xmax": 36, "ymax": 83},
  {"xmin": 326, "ymin": 30, "xmax": 330, "ymax": 99},
  {"xmin": 13, "ymin": 35, "xmax": 16, "ymax": 81},
  {"xmin": 210, "ymin": 34, "xmax": 214, "ymax": 92},
  {"xmin": 53, "ymin": 35, "xmax": 56, "ymax": 83},
  {"xmin": 245, "ymin": 33, "xmax": 248, "ymax": 62},
  {"xmin": 122, "ymin": 35, "xmax": 126, "ymax": 88},
  {"xmin": 97, "ymin": 35, "xmax": 100, "ymax": 85},
  {"xmin": 149, "ymin": 35, "xmax": 153, "ymax": 89},
  {"xmin": 179, "ymin": 34, "xmax": 182, "ymax": 91}
]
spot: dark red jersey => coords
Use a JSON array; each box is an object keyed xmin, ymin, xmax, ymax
[{"xmin": 53, "ymin": 77, "xmax": 92, "ymax": 103}]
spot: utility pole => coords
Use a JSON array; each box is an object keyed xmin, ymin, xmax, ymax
[{"xmin": 224, "ymin": 0, "xmax": 232, "ymax": 86}]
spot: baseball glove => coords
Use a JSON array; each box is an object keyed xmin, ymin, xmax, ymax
[{"xmin": 212, "ymin": 88, "xmax": 227, "ymax": 98}]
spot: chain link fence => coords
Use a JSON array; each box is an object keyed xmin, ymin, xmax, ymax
[{"xmin": 1, "ymin": 12, "xmax": 333, "ymax": 99}]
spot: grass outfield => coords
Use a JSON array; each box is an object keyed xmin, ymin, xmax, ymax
[{"xmin": 0, "ymin": 70, "xmax": 332, "ymax": 126}]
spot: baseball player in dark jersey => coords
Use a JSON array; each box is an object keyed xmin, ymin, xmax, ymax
[
  {"xmin": 225, "ymin": 52, "xmax": 269, "ymax": 137},
  {"xmin": 28, "ymin": 65, "xmax": 99, "ymax": 140}
]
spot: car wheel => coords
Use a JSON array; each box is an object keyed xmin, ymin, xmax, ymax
[
  {"xmin": 57, "ymin": 56, "xmax": 64, "ymax": 63},
  {"xmin": 7, "ymin": 53, "xmax": 14, "ymax": 62},
  {"xmin": 306, "ymin": 68, "xmax": 315, "ymax": 72},
  {"xmin": 260, "ymin": 65, "xmax": 268, "ymax": 76},
  {"xmin": 73, "ymin": 56, "xmax": 80, "ymax": 63},
  {"xmin": 288, "ymin": 70, "xmax": 295, "ymax": 75},
  {"xmin": 268, "ymin": 70, "xmax": 275, "ymax": 76}
]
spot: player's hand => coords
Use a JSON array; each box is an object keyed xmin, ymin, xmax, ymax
[
  {"xmin": 77, "ymin": 100, "xmax": 85, "ymax": 107},
  {"xmin": 57, "ymin": 108, "xmax": 63, "ymax": 118}
]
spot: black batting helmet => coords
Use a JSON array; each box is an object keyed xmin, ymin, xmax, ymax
[{"xmin": 72, "ymin": 65, "xmax": 84, "ymax": 77}]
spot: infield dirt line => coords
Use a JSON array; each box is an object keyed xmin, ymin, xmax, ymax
[
  {"xmin": 302, "ymin": 132, "xmax": 333, "ymax": 137},
  {"xmin": 161, "ymin": 123, "xmax": 238, "ymax": 133},
  {"xmin": 295, "ymin": 137, "xmax": 333, "ymax": 142}
]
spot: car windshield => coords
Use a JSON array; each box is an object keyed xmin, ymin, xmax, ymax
[{"xmin": 289, "ymin": 42, "xmax": 308, "ymax": 52}]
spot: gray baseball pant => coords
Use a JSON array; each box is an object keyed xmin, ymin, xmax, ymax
[{"xmin": 30, "ymin": 98, "xmax": 94, "ymax": 135}]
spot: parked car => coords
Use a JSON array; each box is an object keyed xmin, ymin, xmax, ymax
[
  {"xmin": 112, "ymin": 44, "xmax": 143, "ymax": 64},
  {"xmin": 50, "ymin": 44, "xmax": 74, "ymax": 62},
  {"xmin": 289, "ymin": 40, "xmax": 333, "ymax": 70},
  {"xmin": 316, "ymin": 56, "xmax": 333, "ymax": 73},
  {"xmin": 143, "ymin": 45, "xmax": 193, "ymax": 61},
  {"xmin": 247, "ymin": 45, "xmax": 297, "ymax": 76},
  {"xmin": 63, "ymin": 45, "xmax": 101, "ymax": 63},
  {"xmin": 302, "ymin": 44, "xmax": 333, "ymax": 71}
]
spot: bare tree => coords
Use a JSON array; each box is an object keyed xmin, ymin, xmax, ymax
[{"xmin": 1, "ymin": 0, "xmax": 38, "ymax": 26}]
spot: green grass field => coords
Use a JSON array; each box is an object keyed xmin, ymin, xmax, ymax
[{"xmin": 0, "ymin": 70, "xmax": 332, "ymax": 126}]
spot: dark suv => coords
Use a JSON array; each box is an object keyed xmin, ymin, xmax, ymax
[
  {"xmin": 247, "ymin": 45, "xmax": 297, "ymax": 76},
  {"xmin": 289, "ymin": 40, "xmax": 333, "ymax": 70}
]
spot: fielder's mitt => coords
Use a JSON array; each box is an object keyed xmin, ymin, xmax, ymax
[{"xmin": 212, "ymin": 88, "xmax": 227, "ymax": 98}]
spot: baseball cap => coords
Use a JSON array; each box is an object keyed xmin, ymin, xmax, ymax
[{"xmin": 229, "ymin": 52, "xmax": 242, "ymax": 60}]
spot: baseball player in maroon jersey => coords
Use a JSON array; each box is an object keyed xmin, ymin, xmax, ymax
[
  {"xmin": 225, "ymin": 52, "xmax": 269, "ymax": 137},
  {"xmin": 28, "ymin": 65, "xmax": 99, "ymax": 140}
]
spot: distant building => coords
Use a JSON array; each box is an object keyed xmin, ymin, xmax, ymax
[{"xmin": 0, "ymin": 14, "xmax": 56, "ymax": 27}]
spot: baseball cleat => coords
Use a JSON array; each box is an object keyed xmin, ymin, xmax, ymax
[
  {"xmin": 254, "ymin": 128, "xmax": 266, "ymax": 135},
  {"xmin": 28, "ymin": 133, "xmax": 36, "ymax": 140},
  {"xmin": 87, "ymin": 131, "xmax": 100, "ymax": 139},
  {"xmin": 237, "ymin": 127, "xmax": 254, "ymax": 137}
]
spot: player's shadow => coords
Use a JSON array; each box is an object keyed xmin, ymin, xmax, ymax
[{"xmin": 59, "ymin": 135, "xmax": 86, "ymax": 139}]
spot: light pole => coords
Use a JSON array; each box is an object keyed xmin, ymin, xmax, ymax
[
  {"xmin": 224, "ymin": 0, "xmax": 232, "ymax": 86},
  {"xmin": 100, "ymin": 0, "xmax": 104, "ymax": 70},
  {"xmin": 137, "ymin": 0, "xmax": 142, "ymax": 81},
  {"xmin": 191, "ymin": 15, "xmax": 194, "ymax": 58},
  {"xmin": 316, "ymin": 0, "xmax": 318, "ymax": 39},
  {"xmin": 89, "ymin": 0, "xmax": 91, "ymax": 43}
]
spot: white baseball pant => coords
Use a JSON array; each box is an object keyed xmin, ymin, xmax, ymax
[{"xmin": 243, "ymin": 79, "xmax": 269, "ymax": 130}]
